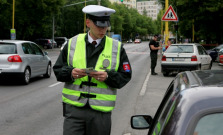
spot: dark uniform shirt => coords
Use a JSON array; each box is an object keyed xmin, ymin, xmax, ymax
[
  {"xmin": 149, "ymin": 40, "xmax": 159, "ymax": 54},
  {"xmin": 53, "ymin": 34, "xmax": 132, "ymax": 89}
]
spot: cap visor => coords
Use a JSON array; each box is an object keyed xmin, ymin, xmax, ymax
[{"xmin": 93, "ymin": 21, "xmax": 110, "ymax": 27}]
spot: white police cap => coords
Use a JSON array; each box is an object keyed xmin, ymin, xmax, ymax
[{"xmin": 82, "ymin": 5, "xmax": 115, "ymax": 27}]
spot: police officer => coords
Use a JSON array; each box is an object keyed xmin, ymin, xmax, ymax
[
  {"xmin": 53, "ymin": 5, "xmax": 132, "ymax": 135},
  {"xmin": 149, "ymin": 35, "xmax": 162, "ymax": 75}
]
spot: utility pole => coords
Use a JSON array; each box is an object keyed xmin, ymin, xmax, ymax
[{"xmin": 164, "ymin": 0, "xmax": 169, "ymax": 45}]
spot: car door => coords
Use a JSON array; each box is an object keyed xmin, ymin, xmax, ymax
[
  {"xmin": 198, "ymin": 46, "xmax": 211, "ymax": 69},
  {"xmin": 30, "ymin": 43, "xmax": 48, "ymax": 75},
  {"xmin": 22, "ymin": 43, "xmax": 39, "ymax": 77},
  {"xmin": 197, "ymin": 46, "xmax": 207, "ymax": 69}
]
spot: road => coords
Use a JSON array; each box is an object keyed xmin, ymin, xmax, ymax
[{"xmin": 0, "ymin": 41, "xmax": 222, "ymax": 135}]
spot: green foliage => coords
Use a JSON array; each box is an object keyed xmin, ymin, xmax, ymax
[
  {"xmin": 171, "ymin": 0, "xmax": 222, "ymax": 43},
  {"xmin": 0, "ymin": 0, "xmax": 160, "ymax": 41}
]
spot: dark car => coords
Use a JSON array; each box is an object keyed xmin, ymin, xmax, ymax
[
  {"xmin": 54, "ymin": 37, "xmax": 68, "ymax": 48},
  {"xmin": 34, "ymin": 39, "xmax": 53, "ymax": 49},
  {"xmin": 207, "ymin": 44, "xmax": 223, "ymax": 61},
  {"xmin": 131, "ymin": 70, "xmax": 223, "ymax": 135}
]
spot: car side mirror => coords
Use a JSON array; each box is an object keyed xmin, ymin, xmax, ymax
[{"xmin": 131, "ymin": 115, "xmax": 153, "ymax": 129}]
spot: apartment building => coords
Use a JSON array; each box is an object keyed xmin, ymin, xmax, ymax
[
  {"xmin": 109, "ymin": 0, "xmax": 137, "ymax": 9},
  {"xmin": 137, "ymin": 1, "xmax": 161, "ymax": 20}
]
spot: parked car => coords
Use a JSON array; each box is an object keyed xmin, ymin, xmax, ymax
[
  {"xmin": 131, "ymin": 70, "xmax": 223, "ymax": 135},
  {"xmin": 206, "ymin": 44, "xmax": 223, "ymax": 61},
  {"xmin": 126, "ymin": 39, "xmax": 133, "ymax": 43},
  {"xmin": 216, "ymin": 48, "xmax": 223, "ymax": 63},
  {"xmin": 50, "ymin": 39, "xmax": 58, "ymax": 48},
  {"xmin": 54, "ymin": 37, "xmax": 68, "ymax": 48},
  {"xmin": 218, "ymin": 49, "xmax": 223, "ymax": 66},
  {"xmin": 134, "ymin": 39, "xmax": 141, "ymax": 43},
  {"xmin": 0, "ymin": 40, "xmax": 52, "ymax": 84},
  {"xmin": 161, "ymin": 43, "xmax": 212, "ymax": 76},
  {"xmin": 34, "ymin": 39, "xmax": 53, "ymax": 49}
]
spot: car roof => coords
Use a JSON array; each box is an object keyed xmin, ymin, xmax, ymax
[
  {"xmin": 188, "ymin": 70, "xmax": 223, "ymax": 87},
  {"xmin": 171, "ymin": 43, "xmax": 201, "ymax": 46},
  {"xmin": 0, "ymin": 40, "xmax": 33, "ymax": 44}
]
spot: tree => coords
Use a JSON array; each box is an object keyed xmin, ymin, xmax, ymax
[{"xmin": 0, "ymin": 0, "xmax": 65, "ymax": 40}]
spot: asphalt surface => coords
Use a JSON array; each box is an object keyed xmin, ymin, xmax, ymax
[{"xmin": 0, "ymin": 42, "xmax": 222, "ymax": 135}]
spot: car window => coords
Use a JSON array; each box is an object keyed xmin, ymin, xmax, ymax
[
  {"xmin": 0, "ymin": 44, "xmax": 16, "ymax": 54},
  {"xmin": 151, "ymin": 83, "xmax": 175, "ymax": 135},
  {"xmin": 197, "ymin": 46, "xmax": 207, "ymax": 55},
  {"xmin": 22, "ymin": 43, "xmax": 31, "ymax": 54},
  {"xmin": 165, "ymin": 45, "xmax": 194, "ymax": 53},
  {"xmin": 30, "ymin": 43, "xmax": 43, "ymax": 55},
  {"xmin": 22, "ymin": 43, "xmax": 35, "ymax": 54},
  {"xmin": 194, "ymin": 113, "xmax": 223, "ymax": 135}
]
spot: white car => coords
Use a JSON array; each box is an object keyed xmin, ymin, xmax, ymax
[{"xmin": 161, "ymin": 43, "xmax": 212, "ymax": 76}]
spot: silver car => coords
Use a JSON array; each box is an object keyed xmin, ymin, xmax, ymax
[{"xmin": 0, "ymin": 40, "xmax": 52, "ymax": 84}]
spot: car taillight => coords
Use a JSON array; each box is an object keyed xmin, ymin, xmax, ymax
[
  {"xmin": 162, "ymin": 55, "xmax": 166, "ymax": 61},
  {"xmin": 220, "ymin": 55, "xmax": 223, "ymax": 63},
  {"xmin": 8, "ymin": 55, "xmax": 22, "ymax": 62},
  {"xmin": 191, "ymin": 55, "xmax": 197, "ymax": 61}
]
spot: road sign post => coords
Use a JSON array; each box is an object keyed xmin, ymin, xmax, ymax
[
  {"xmin": 10, "ymin": 29, "xmax": 16, "ymax": 40},
  {"xmin": 162, "ymin": 5, "xmax": 178, "ymax": 45}
]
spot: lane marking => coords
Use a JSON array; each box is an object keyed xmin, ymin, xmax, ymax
[
  {"xmin": 139, "ymin": 69, "xmax": 151, "ymax": 96},
  {"xmin": 123, "ymin": 133, "xmax": 131, "ymax": 135},
  {"xmin": 48, "ymin": 82, "xmax": 62, "ymax": 87}
]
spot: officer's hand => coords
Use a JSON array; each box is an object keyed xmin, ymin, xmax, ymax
[
  {"xmin": 158, "ymin": 47, "xmax": 162, "ymax": 50},
  {"xmin": 72, "ymin": 68, "xmax": 87, "ymax": 79},
  {"xmin": 89, "ymin": 71, "xmax": 108, "ymax": 82}
]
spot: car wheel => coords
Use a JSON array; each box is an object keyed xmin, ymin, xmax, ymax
[
  {"xmin": 163, "ymin": 71, "xmax": 169, "ymax": 77},
  {"xmin": 43, "ymin": 64, "xmax": 51, "ymax": 78},
  {"xmin": 197, "ymin": 64, "xmax": 201, "ymax": 70},
  {"xmin": 209, "ymin": 61, "xmax": 212, "ymax": 70},
  {"xmin": 22, "ymin": 68, "xmax": 31, "ymax": 85}
]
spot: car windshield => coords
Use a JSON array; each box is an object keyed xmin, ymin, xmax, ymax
[
  {"xmin": 0, "ymin": 44, "xmax": 16, "ymax": 54},
  {"xmin": 165, "ymin": 45, "xmax": 194, "ymax": 53}
]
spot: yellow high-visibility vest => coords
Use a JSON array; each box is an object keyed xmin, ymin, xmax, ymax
[{"xmin": 62, "ymin": 33, "xmax": 121, "ymax": 112}]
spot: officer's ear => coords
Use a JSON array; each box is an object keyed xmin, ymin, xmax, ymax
[{"xmin": 86, "ymin": 19, "xmax": 91, "ymax": 28}]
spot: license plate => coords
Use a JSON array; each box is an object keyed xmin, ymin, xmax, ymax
[{"xmin": 172, "ymin": 58, "xmax": 185, "ymax": 61}]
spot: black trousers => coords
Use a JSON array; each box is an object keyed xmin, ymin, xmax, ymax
[
  {"xmin": 63, "ymin": 103, "xmax": 112, "ymax": 135},
  {"xmin": 150, "ymin": 52, "xmax": 158, "ymax": 72}
]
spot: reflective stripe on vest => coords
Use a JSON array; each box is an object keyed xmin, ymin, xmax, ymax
[{"xmin": 62, "ymin": 33, "xmax": 121, "ymax": 112}]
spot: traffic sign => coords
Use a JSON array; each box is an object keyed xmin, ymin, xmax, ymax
[
  {"xmin": 10, "ymin": 29, "xmax": 16, "ymax": 40},
  {"xmin": 162, "ymin": 5, "xmax": 178, "ymax": 21}
]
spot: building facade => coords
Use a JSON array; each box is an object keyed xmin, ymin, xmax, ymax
[
  {"xmin": 137, "ymin": 1, "xmax": 161, "ymax": 20},
  {"xmin": 109, "ymin": 0, "xmax": 137, "ymax": 9}
]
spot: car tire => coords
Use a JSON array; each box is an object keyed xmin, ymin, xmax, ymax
[
  {"xmin": 163, "ymin": 72, "xmax": 169, "ymax": 77},
  {"xmin": 209, "ymin": 61, "xmax": 212, "ymax": 70},
  {"xmin": 43, "ymin": 63, "xmax": 51, "ymax": 78},
  {"xmin": 197, "ymin": 64, "xmax": 201, "ymax": 70},
  {"xmin": 22, "ymin": 67, "xmax": 31, "ymax": 85}
]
